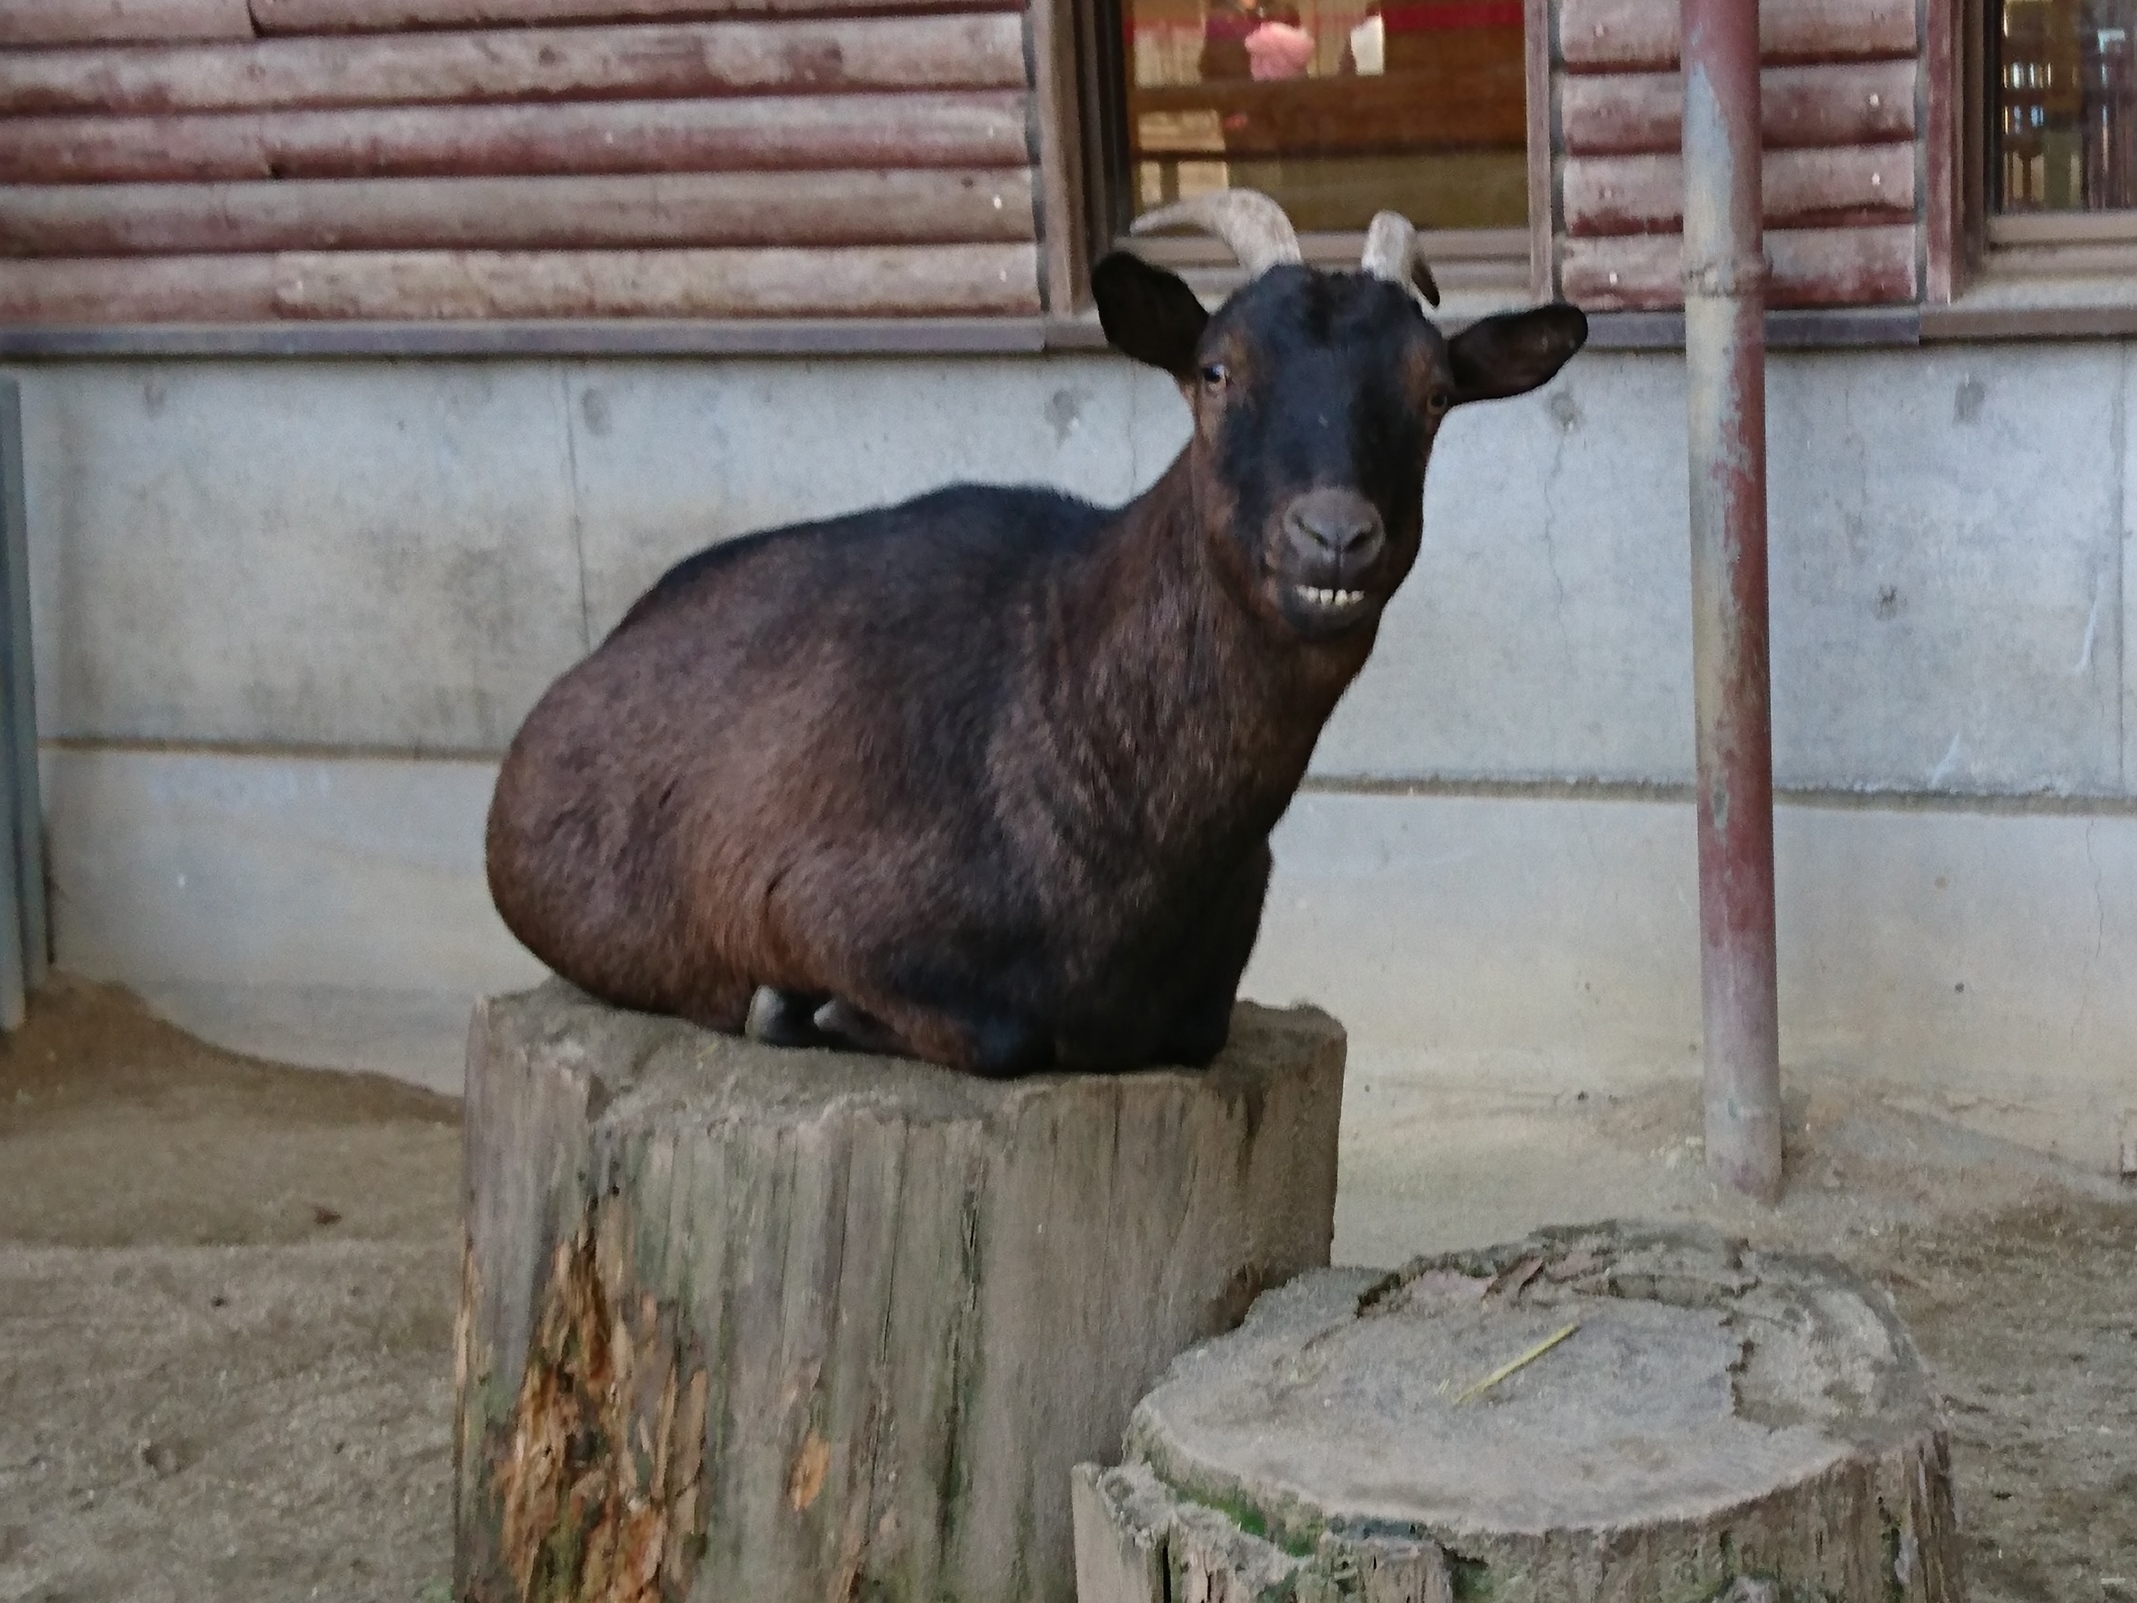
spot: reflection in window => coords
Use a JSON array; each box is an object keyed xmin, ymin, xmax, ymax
[
  {"xmin": 1123, "ymin": 0, "xmax": 1529, "ymax": 232},
  {"xmin": 1996, "ymin": 0, "xmax": 2137, "ymax": 210}
]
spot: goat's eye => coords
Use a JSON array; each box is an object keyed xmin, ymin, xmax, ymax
[
  {"xmin": 1426, "ymin": 389, "xmax": 1454, "ymax": 416},
  {"xmin": 1200, "ymin": 362, "xmax": 1230, "ymax": 391}
]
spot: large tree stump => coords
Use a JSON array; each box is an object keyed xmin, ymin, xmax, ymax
[
  {"xmin": 1075, "ymin": 1224, "xmax": 1962, "ymax": 1603},
  {"xmin": 452, "ymin": 981, "xmax": 1345, "ymax": 1603}
]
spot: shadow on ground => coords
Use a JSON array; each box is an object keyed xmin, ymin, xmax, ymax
[{"xmin": 1, "ymin": 977, "xmax": 2131, "ymax": 1602}]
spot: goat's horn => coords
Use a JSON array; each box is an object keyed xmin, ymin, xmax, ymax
[
  {"xmin": 1360, "ymin": 211, "xmax": 1442, "ymax": 307},
  {"xmin": 1129, "ymin": 189, "xmax": 1303, "ymax": 277}
]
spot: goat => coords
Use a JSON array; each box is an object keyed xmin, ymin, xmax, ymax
[{"xmin": 486, "ymin": 190, "xmax": 1587, "ymax": 1076}]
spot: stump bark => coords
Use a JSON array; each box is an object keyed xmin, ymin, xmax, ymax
[
  {"xmin": 1075, "ymin": 1224, "xmax": 1963, "ymax": 1603},
  {"xmin": 452, "ymin": 981, "xmax": 1345, "ymax": 1603}
]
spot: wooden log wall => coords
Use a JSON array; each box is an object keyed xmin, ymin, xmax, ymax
[
  {"xmin": 1552, "ymin": 0, "xmax": 1923, "ymax": 309},
  {"xmin": 0, "ymin": 0, "xmax": 1044, "ymax": 322}
]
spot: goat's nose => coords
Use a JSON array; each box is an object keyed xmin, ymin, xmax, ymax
[{"xmin": 1284, "ymin": 490, "xmax": 1385, "ymax": 563}]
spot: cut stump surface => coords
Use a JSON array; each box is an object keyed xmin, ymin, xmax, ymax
[
  {"xmin": 452, "ymin": 981, "xmax": 1345, "ymax": 1603},
  {"xmin": 1076, "ymin": 1224, "xmax": 1962, "ymax": 1603}
]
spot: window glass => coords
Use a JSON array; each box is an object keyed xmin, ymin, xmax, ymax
[
  {"xmin": 1120, "ymin": 0, "xmax": 1529, "ymax": 232},
  {"xmin": 1995, "ymin": 0, "xmax": 2137, "ymax": 210}
]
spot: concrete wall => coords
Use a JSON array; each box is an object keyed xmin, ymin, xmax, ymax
[{"xmin": 13, "ymin": 345, "xmax": 2134, "ymax": 1167}]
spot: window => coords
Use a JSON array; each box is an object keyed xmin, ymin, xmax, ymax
[
  {"xmin": 1073, "ymin": 0, "xmax": 1940, "ymax": 319},
  {"xmin": 1070, "ymin": 0, "xmax": 1539, "ymax": 294},
  {"xmin": 1954, "ymin": 0, "xmax": 2137, "ymax": 324},
  {"xmin": 1115, "ymin": 0, "xmax": 1530, "ymax": 231},
  {"xmin": 1991, "ymin": 0, "xmax": 2137, "ymax": 213}
]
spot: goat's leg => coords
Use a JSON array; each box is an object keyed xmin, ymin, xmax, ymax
[
  {"xmin": 670, "ymin": 971, "xmax": 754, "ymax": 1034},
  {"xmin": 1152, "ymin": 842, "xmax": 1273, "ymax": 1066},
  {"xmin": 745, "ymin": 986, "xmax": 832, "ymax": 1047},
  {"xmin": 813, "ymin": 995, "xmax": 1052, "ymax": 1079}
]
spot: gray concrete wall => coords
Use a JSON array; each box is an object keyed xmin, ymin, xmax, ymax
[{"xmin": 13, "ymin": 345, "xmax": 2134, "ymax": 1166}]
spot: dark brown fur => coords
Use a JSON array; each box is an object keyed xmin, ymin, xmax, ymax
[{"xmin": 488, "ymin": 259, "xmax": 1586, "ymax": 1074}]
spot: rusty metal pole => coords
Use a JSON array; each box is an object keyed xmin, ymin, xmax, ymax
[{"xmin": 1682, "ymin": 0, "xmax": 1782, "ymax": 1198}]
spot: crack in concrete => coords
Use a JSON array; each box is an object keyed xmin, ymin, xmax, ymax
[
  {"xmin": 1536, "ymin": 392, "xmax": 1580, "ymax": 759},
  {"xmin": 556, "ymin": 367, "xmax": 595, "ymax": 655},
  {"xmin": 2116, "ymin": 340, "xmax": 2129, "ymax": 792},
  {"xmin": 2073, "ymin": 816, "xmax": 2107, "ymax": 1052},
  {"xmin": 2077, "ymin": 571, "xmax": 2106, "ymax": 677}
]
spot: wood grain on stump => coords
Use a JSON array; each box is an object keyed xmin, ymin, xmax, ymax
[
  {"xmin": 1075, "ymin": 1225, "xmax": 1962, "ymax": 1603},
  {"xmin": 452, "ymin": 981, "xmax": 1345, "ymax": 1603}
]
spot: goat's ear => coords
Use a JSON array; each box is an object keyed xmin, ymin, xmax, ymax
[
  {"xmin": 1093, "ymin": 251, "xmax": 1210, "ymax": 379},
  {"xmin": 1446, "ymin": 303, "xmax": 1588, "ymax": 405}
]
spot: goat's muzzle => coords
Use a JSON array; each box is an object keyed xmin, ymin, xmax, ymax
[{"xmin": 1280, "ymin": 488, "xmax": 1386, "ymax": 623}]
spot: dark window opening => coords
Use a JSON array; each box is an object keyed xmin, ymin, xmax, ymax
[
  {"xmin": 1102, "ymin": 0, "xmax": 1530, "ymax": 234},
  {"xmin": 1993, "ymin": 0, "xmax": 2137, "ymax": 211}
]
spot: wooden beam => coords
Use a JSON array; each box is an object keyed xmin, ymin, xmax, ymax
[
  {"xmin": 1524, "ymin": 0, "xmax": 1555, "ymax": 299},
  {"xmin": 0, "ymin": 317, "xmax": 1054, "ymax": 356},
  {"xmin": 0, "ymin": 17, "xmax": 1029, "ymax": 115},
  {"xmin": 1559, "ymin": 0, "xmax": 1916, "ymax": 72},
  {"xmin": 0, "ymin": 170, "xmax": 1037, "ymax": 255},
  {"xmin": 0, "ymin": 93, "xmax": 1032, "ymax": 183},
  {"xmin": 1560, "ymin": 60, "xmax": 1917, "ymax": 155},
  {"xmin": 1922, "ymin": 0, "xmax": 1959, "ymax": 302},
  {"xmin": 1562, "ymin": 144, "xmax": 1916, "ymax": 236},
  {"xmin": 272, "ymin": 244, "xmax": 1043, "ymax": 318},
  {"xmin": 250, "ymin": 0, "xmax": 1018, "ymax": 28},
  {"xmin": 0, "ymin": 255, "xmax": 281, "ymax": 320},
  {"xmin": 1027, "ymin": 0, "xmax": 1087, "ymax": 315},
  {"xmin": 0, "ymin": 244, "xmax": 1041, "ymax": 320},
  {"xmin": 1560, "ymin": 223, "xmax": 1919, "ymax": 309},
  {"xmin": 0, "ymin": 0, "xmax": 252, "ymax": 44}
]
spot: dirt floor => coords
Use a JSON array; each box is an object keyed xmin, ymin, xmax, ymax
[
  {"xmin": 0, "ymin": 979, "xmax": 460, "ymax": 1603},
  {"xmin": 0, "ymin": 976, "xmax": 2132, "ymax": 1603}
]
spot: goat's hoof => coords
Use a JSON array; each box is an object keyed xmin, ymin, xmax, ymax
[
  {"xmin": 745, "ymin": 986, "xmax": 825, "ymax": 1048},
  {"xmin": 811, "ymin": 999, "xmax": 907, "ymax": 1057}
]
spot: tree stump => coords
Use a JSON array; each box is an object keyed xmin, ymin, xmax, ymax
[
  {"xmin": 1074, "ymin": 1224, "xmax": 1963, "ymax": 1603},
  {"xmin": 452, "ymin": 981, "xmax": 1345, "ymax": 1603}
]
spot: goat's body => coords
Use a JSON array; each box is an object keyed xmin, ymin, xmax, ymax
[
  {"xmin": 488, "ymin": 472, "xmax": 1351, "ymax": 1073},
  {"xmin": 488, "ymin": 239, "xmax": 1587, "ymax": 1076}
]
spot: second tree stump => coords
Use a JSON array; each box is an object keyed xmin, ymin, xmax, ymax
[{"xmin": 1076, "ymin": 1224, "xmax": 1963, "ymax": 1603}]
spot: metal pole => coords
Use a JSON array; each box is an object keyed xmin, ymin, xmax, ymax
[
  {"xmin": 0, "ymin": 381, "xmax": 30, "ymax": 1031},
  {"xmin": 1682, "ymin": 0, "xmax": 1781, "ymax": 1198}
]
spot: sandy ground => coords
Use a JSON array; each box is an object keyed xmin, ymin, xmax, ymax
[{"xmin": 1, "ymin": 976, "xmax": 2132, "ymax": 1602}]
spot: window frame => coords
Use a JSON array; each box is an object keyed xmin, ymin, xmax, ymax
[
  {"xmin": 1930, "ymin": 0, "xmax": 2137, "ymax": 334},
  {"xmin": 1042, "ymin": 0, "xmax": 1552, "ymax": 320}
]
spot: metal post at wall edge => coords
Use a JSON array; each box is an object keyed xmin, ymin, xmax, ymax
[
  {"xmin": 1682, "ymin": 0, "xmax": 1783, "ymax": 1199},
  {"xmin": 0, "ymin": 380, "xmax": 44, "ymax": 1034}
]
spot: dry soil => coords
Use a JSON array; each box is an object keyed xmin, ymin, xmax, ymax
[{"xmin": 0, "ymin": 977, "xmax": 2132, "ymax": 1602}]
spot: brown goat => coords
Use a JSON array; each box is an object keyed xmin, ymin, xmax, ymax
[{"xmin": 487, "ymin": 191, "xmax": 1587, "ymax": 1075}]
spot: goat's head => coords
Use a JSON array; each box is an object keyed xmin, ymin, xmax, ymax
[{"xmin": 1094, "ymin": 190, "xmax": 1587, "ymax": 643}]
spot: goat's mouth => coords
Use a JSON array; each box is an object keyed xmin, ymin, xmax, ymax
[
  {"xmin": 1284, "ymin": 579, "xmax": 1382, "ymax": 632},
  {"xmin": 1295, "ymin": 584, "xmax": 1370, "ymax": 612}
]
